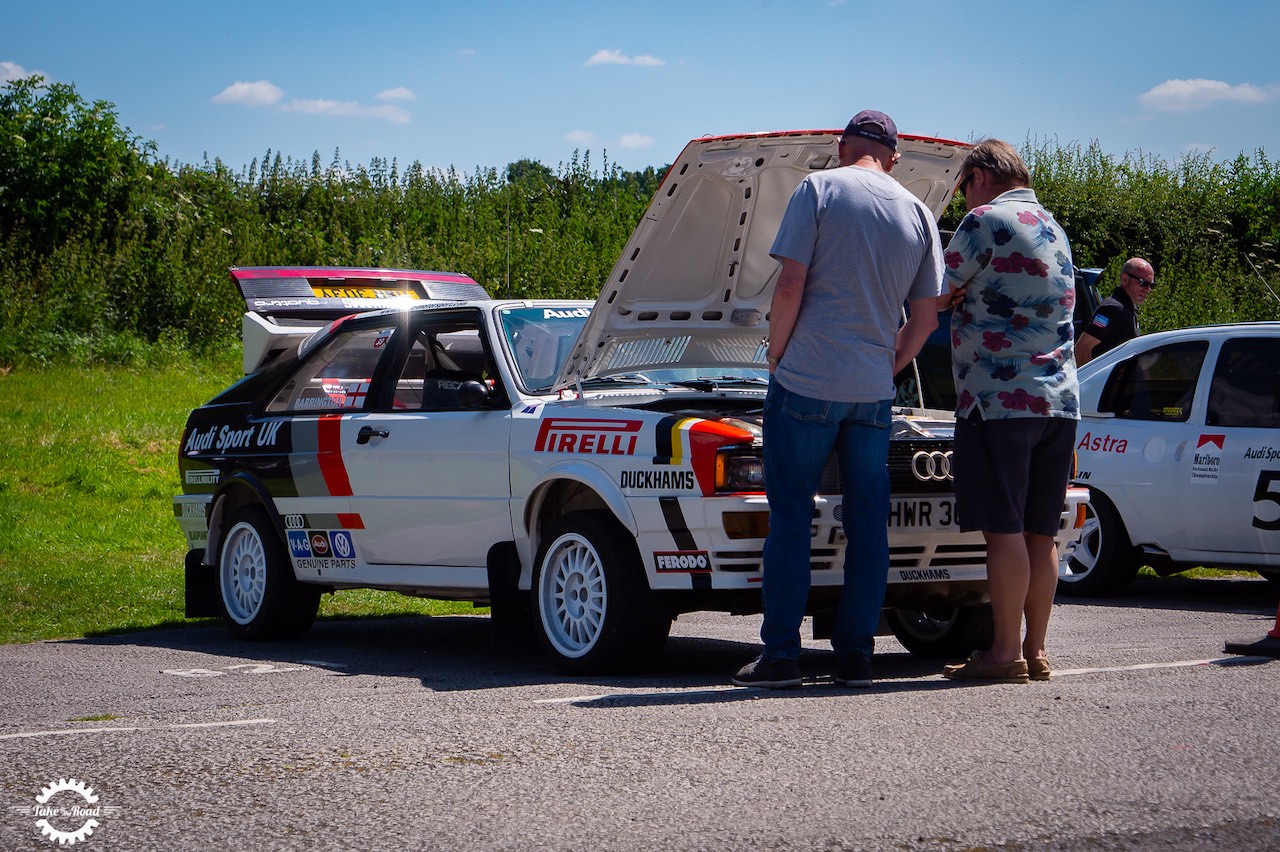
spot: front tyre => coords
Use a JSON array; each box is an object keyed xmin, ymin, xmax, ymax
[
  {"xmin": 886, "ymin": 604, "xmax": 994, "ymax": 658},
  {"xmin": 533, "ymin": 511, "xmax": 669, "ymax": 674},
  {"xmin": 1057, "ymin": 492, "xmax": 1140, "ymax": 597},
  {"xmin": 218, "ymin": 505, "xmax": 320, "ymax": 640}
]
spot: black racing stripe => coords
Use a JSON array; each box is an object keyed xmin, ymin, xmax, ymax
[
  {"xmin": 659, "ymin": 496, "xmax": 698, "ymax": 551},
  {"xmin": 691, "ymin": 573, "xmax": 712, "ymax": 591},
  {"xmin": 653, "ymin": 415, "xmax": 680, "ymax": 465}
]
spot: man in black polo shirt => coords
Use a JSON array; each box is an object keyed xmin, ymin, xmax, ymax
[{"xmin": 1075, "ymin": 257, "xmax": 1155, "ymax": 365}]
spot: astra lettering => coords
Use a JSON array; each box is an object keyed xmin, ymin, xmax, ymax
[
  {"xmin": 620, "ymin": 470, "xmax": 696, "ymax": 490},
  {"xmin": 534, "ymin": 417, "xmax": 642, "ymax": 455},
  {"xmin": 1076, "ymin": 432, "xmax": 1128, "ymax": 454}
]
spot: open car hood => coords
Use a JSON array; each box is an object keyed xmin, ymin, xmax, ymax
[{"xmin": 553, "ymin": 130, "xmax": 971, "ymax": 389}]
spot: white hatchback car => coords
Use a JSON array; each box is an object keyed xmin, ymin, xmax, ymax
[{"xmin": 1063, "ymin": 321, "xmax": 1280, "ymax": 595}]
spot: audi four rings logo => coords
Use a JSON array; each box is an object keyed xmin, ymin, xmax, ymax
[{"xmin": 911, "ymin": 450, "xmax": 953, "ymax": 481}]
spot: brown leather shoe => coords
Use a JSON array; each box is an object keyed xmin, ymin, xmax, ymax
[
  {"xmin": 1027, "ymin": 655, "xmax": 1051, "ymax": 681},
  {"xmin": 943, "ymin": 651, "xmax": 1029, "ymax": 684}
]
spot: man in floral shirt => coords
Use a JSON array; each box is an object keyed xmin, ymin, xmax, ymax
[{"xmin": 940, "ymin": 139, "xmax": 1079, "ymax": 684}]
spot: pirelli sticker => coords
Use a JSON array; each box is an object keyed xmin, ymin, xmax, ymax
[{"xmin": 653, "ymin": 550, "xmax": 711, "ymax": 573}]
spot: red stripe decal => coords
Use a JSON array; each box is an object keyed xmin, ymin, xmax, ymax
[
  {"xmin": 317, "ymin": 414, "xmax": 353, "ymax": 497},
  {"xmin": 337, "ymin": 513, "xmax": 365, "ymax": 529}
]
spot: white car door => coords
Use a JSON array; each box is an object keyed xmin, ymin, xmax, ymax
[
  {"xmin": 343, "ymin": 312, "xmax": 513, "ymax": 569},
  {"xmin": 1080, "ymin": 338, "xmax": 1211, "ymax": 550},
  {"xmin": 1194, "ymin": 334, "xmax": 1280, "ymax": 559}
]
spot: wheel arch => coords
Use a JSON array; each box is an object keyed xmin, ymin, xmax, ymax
[
  {"xmin": 519, "ymin": 463, "xmax": 637, "ymax": 589},
  {"xmin": 207, "ymin": 472, "xmax": 288, "ymax": 569}
]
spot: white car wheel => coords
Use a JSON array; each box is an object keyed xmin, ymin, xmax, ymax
[
  {"xmin": 1057, "ymin": 493, "xmax": 1140, "ymax": 597},
  {"xmin": 532, "ymin": 511, "xmax": 670, "ymax": 674},
  {"xmin": 221, "ymin": 520, "xmax": 268, "ymax": 625},
  {"xmin": 538, "ymin": 532, "xmax": 607, "ymax": 659},
  {"xmin": 215, "ymin": 505, "xmax": 321, "ymax": 640}
]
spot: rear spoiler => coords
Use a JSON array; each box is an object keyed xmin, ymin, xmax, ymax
[{"xmin": 230, "ymin": 266, "xmax": 489, "ymax": 374}]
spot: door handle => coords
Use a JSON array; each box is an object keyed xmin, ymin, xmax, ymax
[{"xmin": 357, "ymin": 425, "xmax": 390, "ymax": 445}]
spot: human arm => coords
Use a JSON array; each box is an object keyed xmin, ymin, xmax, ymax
[
  {"xmin": 1075, "ymin": 331, "xmax": 1101, "ymax": 365},
  {"xmin": 765, "ymin": 257, "xmax": 806, "ymax": 373},
  {"xmin": 894, "ymin": 296, "xmax": 940, "ymax": 377}
]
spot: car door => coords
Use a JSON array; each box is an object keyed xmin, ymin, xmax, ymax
[
  {"xmin": 1198, "ymin": 334, "xmax": 1280, "ymax": 558},
  {"xmin": 341, "ymin": 309, "xmax": 513, "ymax": 570},
  {"xmin": 1082, "ymin": 338, "xmax": 1210, "ymax": 550}
]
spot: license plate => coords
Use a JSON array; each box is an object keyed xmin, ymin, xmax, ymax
[
  {"xmin": 887, "ymin": 496, "xmax": 957, "ymax": 530},
  {"xmin": 311, "ymin": 286, "xmax": 419, "ymax": 300}
]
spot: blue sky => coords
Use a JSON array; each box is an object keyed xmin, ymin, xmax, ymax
[{"xmin": 5, "ymin": 0, "xmax": 1280, "ymax": 176}]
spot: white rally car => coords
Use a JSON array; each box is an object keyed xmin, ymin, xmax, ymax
[
  {"xmin": 174, "ymin": 130, "xmax": 1089, "ymax": 673},
  {"xmin": 1062, "ymin": 321, "xmax": 1280, "ymax": 595}
]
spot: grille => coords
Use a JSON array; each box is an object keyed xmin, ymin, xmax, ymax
[{"xmin": 817, "ymin": 439, "xmax": 955, "ymax": 496}]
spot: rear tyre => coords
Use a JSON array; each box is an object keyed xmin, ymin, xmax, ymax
[
  {"xmin": 886, "ymin": 604, "xmax": 994, "ymax": 658},
  {"xmin": 217, "ymin": 505, "xmax": 320, "ymax": 640},
  {"xmin": 1057, "ymin": 493, "xmax": 1140, "ymax": 597},
  {"xmin": 532, "ymin": 511, "xmax": 670, "ymax": 674}
]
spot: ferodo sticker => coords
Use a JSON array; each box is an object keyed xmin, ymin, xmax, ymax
[{"xmin": 654, "ymin": 551, "xmax": 711, "ymax": 573}]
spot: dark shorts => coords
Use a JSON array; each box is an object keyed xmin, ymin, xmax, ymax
[{"xmin": 953, "ymin": 415, "xmax": 1078, "ymax": 537}]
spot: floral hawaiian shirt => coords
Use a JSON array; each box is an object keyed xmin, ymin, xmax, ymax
[{"xmin": 944, "ymin": 187, "xmax": 1079, "ymax": 420}]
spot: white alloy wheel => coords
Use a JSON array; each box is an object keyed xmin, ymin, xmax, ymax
[
  {"xmin": 538, "ymin": 532, "xmax": 608, "ymax": 659},
  {"xmin": 1059, "ymin": 500, "xmax": 1101, "ymax": 583},
  {"xmin": 220, "ymin": 520, "xmax": 268, "ymax": 625}
]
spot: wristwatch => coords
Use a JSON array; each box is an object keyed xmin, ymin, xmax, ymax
[{"xmin": 766, "ymin": 353, "xmax": 782, "ymax": 366}]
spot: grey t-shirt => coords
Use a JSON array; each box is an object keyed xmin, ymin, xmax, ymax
[{"xmin": 769, "ymin": 165, "xmax": 943, "ymax": 402}]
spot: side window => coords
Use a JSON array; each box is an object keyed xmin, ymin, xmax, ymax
[
  {"xmin": 392, "ymin": 317, "xmax": 497, "ymax": 411},
  {"xmin": 1097, "ymin": 340, "xmax": 1208, "ymax": 422},
  {"xmin": 1207, "ymin": 337, "xmax": 1280, "ymax": 428},
  {"xmin": 266, "ymin": 326, "xmax": 394, "ymax": 413}
]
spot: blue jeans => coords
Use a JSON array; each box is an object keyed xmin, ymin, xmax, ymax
[{"xmin": 760, "ymin": 379, "xmax": 892, "ymax": 660}]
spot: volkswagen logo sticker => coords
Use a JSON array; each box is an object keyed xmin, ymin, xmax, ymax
[{"xmin": 911, "ymin": 450, "xmax": 953, "ymax": 481}]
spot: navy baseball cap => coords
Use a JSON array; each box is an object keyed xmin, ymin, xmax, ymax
[{"xmin": 843, "ymin": 109, "xmax": 898, "ymax": 151}]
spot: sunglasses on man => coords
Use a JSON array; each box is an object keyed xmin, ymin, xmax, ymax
[{"xmin": 1123, "ymin": 271, "xmax": 1156, "ymax": 289}]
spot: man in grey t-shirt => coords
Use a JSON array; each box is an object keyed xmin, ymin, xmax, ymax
[{"xmin": 732, "ymin": 110, "xmax": 943, "ymax": 689}]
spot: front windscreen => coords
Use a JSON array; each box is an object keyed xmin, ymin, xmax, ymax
[{"xmin": 498, "ymin": 305, "xmax": 592, "ymax": 393}]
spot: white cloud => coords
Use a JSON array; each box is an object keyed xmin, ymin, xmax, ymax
[
  {"xmin": 2, "ymin": 60, "xmax": 45, "ymax": 82},
  {"xmin": 565, "ymin": 130, "xmax": 597, "ymax": 145},
  {"xmin": 586, "ymin": 49, "xmax": 664, "ymax": 67},
  {"xmin": 279, "ymin": 98, "xmax": 411, "ymax": 124},
  {"xmin": 617, "ymin": 133, "xmax": 654, "ymax": 149},
  {"xmin": 456, "ymin": 48, "xmax": 476, "ymax": 57},
  {"xmin": 377, "ymin": 87, "xmax": 415, "ymax": 102},
  {"xmin": 1138, "ymin": 78, "xmax": 1280, "ymax": 112},
  {"xmin": 212, "ymin": 80, "xmax": 284, "ymax": 107}
]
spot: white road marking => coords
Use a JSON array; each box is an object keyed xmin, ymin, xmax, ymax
[
  {"xmin": 532, "ymin": 694, "xmax": 610, "ymax": 704},
  {"xmin": 1050, "ymin": 655, "xmax": 1268, "ymax": 677},
  {"xmin": 0, "ymin": 719, "xmax": 276, "ymax": 740},
  {"xmin": 531, "ymin": 658, "xmax": 1269, "ymax": 703}
]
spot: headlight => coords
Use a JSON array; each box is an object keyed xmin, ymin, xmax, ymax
[{"xmin": 715, "ymin": 450, "xmax": 764, "ymax": 493}]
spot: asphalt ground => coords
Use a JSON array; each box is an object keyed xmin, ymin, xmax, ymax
[{"xmin": 2, "ymin": 574, "xmax": 1278, "ymax": 851}]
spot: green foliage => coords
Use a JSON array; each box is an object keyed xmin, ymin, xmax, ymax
[
  {"xmin": 3, "ymin": 74, "xmax": 1280, "ymax": 368},
  {"xmin": 0, "ymin": 76, "xmax": 665, "ymax": 366}
]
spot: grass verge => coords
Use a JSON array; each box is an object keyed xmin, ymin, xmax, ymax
[{"xmin": 0, "ymin": 357, "xmax": 481, "ymax": 645}]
